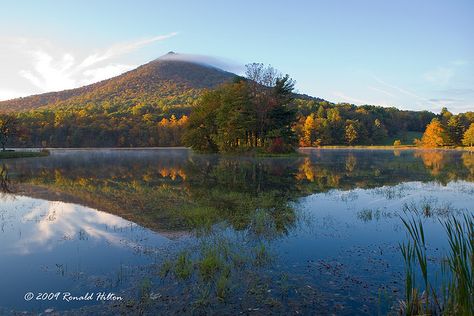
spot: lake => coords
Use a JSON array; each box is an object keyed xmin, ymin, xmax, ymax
[{"xmin": 0, "ymin": 148, "xmax": 473, "ymax": 315}]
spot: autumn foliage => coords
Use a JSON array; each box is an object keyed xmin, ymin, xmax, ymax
[{"xmin": 421, "ymin": 119, "xmax": 448, "ymax": 147}]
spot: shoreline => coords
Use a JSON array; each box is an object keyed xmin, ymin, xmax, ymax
[
  {"xmin": 300, "ymin": 146, "xmax": 474, "ymax": 151},
  {"xmin": 4, "ymin": 146, "xmax": 473, "ymax": 153},
  {"xmin": 0, "ymin": 150, "xmax": 49, "ymax": 159}
]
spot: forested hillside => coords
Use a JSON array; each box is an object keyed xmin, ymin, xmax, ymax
[
  {"xmin": 1, "ymin": 54, "xmax": 469, "ymax": 148},
  {"xmin": 0, "ymin": 52, "xmax": 236, "ymax": 113}
]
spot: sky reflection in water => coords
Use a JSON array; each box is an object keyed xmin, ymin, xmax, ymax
[{"xmin": 0, "ymin": 148, "xmax": 473, "ymax": 313}]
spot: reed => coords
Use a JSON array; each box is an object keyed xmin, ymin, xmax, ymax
[{"xmin": 399, "ymin": 214, "xmax": 473, "ymax": 315}]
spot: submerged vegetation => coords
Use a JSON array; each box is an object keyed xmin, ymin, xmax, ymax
[
  {"xmin": 399, "ymin": 214, "xmax": 473, "ymax": 315},
  {"xmin": 156, "ymin": 228, "xmax": 275, "ymax": 310}
]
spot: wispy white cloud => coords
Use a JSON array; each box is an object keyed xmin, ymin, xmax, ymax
[
  {"xmin": 422, "ymin": 60, "xmax": 469, "ymax": 86},
  {"xmin": 159, "ymin": 52, "xmax": 244, "ymax": 74},
  {"xmin": 423, "ymin": 67, "xmax": 454, "ymax": 85},
  {"xmin": 19, "ymin": 51, "xmax": 77, "ymax": 91},
  {"xmin": 438, "ymin": 88, "xmax": 474, "ymax": 95},
  {"xmin": 81, "ymin": 64, "xmax": 137, "ymax": 85},
  {"xmin": 77, "ymin": 32, "xmax": 178, "ymax": 69},
  {"xmin": 372, "ymin": 75, "xmax": 424, "ymax": 100},
  {"xmin": 370, "ymin": 74, "xmax": 474, "ymax": 113},
  {"xmin": 367, "ymin": 85, "xmax": 395, "ymax": 97},
  {"xmin": 1, "ymin": 33, "xmax": 178, "ymax": 99},
  {"xmin": 332, "ymin": 91, "xmax": 390, "ymax": 106},
  {"xmin": 0, "ymin": 89, "xmax": 29, "ymax": 101},
  {"xmin": 450, "ymin": 59, "xmax": 468, "ymax": 66}
]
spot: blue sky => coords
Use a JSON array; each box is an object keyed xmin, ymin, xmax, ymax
[{"xmin": 1, "ymin": 0, "xmax": 473, "ymax": 113}]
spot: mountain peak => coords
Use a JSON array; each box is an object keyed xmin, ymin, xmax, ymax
[
  {"xmin": 0, "ymin": 54, "xmax": 237, "ymax": 112},
  {"xmin": 158, "ymin": 51, "xmax": 179, "ymax": 60}
]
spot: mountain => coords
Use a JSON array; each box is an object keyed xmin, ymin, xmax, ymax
[
  {"xmin": 0, "ymin": 52, "xmax": 237, "ymax": 112},
  {"xmin": 1, "ymin": 52, "xmax": 442, "ymax": 149}
]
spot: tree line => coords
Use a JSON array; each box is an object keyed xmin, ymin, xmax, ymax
[
  {"xmin": 1, "ymin": 107, "xmax": 188, "ymax": 148},
  {"xmin": 418, "ymin": 108, "xmax": 474, "ymax": 147}
]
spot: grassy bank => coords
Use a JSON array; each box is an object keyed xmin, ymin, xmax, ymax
[{"xmin": 0, "ymin": 150, "xmax": 49, "ymax": 159}]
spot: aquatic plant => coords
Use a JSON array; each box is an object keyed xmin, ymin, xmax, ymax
[
  {"xmin": 399, "ymin": 216, "xmax": 437, "ymax": 314},
  {"xmin": 254, "ymin": 243, "xmax": 271, "ymax": 266},
  {"xmin": 216, "ymin": 268, "xmax": 231, "ymax": 301},
  {"xmin": 158, "ymin": 225, "xmax": 277, "ymax": 307},
  {"xmin": 158, "ymin": 259, "xmax": 173, "ymax": 278},
  {"xmin": 442, "ymin": 214, "xmax": 473, "ymax": 314},
  {"xmin": 399, "ymin": 214, "xmax": 473, "ymax": 315},
  {"xmin": 139, "ymin": 278, "xmax": 152, "ymax": 305},
  {"xmin": 402, "ymin": 196, "xmax": 461, "ymax": 218},
  {"xmin": 174, "ymin": 251, "xmax": 193, "ymax": 280},
  {"xmin": 199, "ymin": 248, "xmax": 224, "ymax": 281}
]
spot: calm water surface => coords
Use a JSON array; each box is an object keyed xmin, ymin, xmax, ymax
[{"xmin": 0, "ymin": 148, "xmax": 473, "ymax": 315}]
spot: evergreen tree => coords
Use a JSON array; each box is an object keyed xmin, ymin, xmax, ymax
[
  {"xmin": 371, "ymin": 119, "xmax": 388, "ymax": 143},
  {"xmin": 446, "ymin": 116, "xmax": 465, "ymax": 146}
]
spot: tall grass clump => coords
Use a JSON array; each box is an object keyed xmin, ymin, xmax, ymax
[
  {"xmin": 442, "ymin": 214, "xmax": 473, "ymax": 314},
  {"xmin": 399, "ymin": 214, "xmax": 473, "ymax": 315}
]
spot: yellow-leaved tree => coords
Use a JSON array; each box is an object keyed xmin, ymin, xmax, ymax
[
  {"xmin": 421, "ymin": 119, "xmax": 448, "ymax": 147},
  {"xmin": 462, "ymin": 123, "xmax": 474, "ymax": 147},
  {"xmin": 302, "ymin": 114, "xmax": 315, "ymax": 147}
]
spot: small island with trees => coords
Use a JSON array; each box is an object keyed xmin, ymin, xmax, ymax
[{"xmin": 183, "ymin": 64, "xmax": 298, "ymax": 154}]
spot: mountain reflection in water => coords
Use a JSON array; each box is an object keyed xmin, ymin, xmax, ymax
[{"xmin": 0, "ymin": 148, "xmax": 473, "ymax": 314}]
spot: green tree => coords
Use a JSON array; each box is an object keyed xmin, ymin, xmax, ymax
[
  {"xmin": 316, "ymin": 105, "xmax": 326, "ymax": 119},
  {"xmin": 371, "ymin": 119, "xmax": 388, "ymax": 143},
  {"xmin": 182, "ymin": 90, "xmax": 221, "ymax": 152},
  {"xmin": 446, "ymin": 116, "xmax": 466, "ymax": 146},
  {"xmin": 244, "ymin": 64, "xmax": 297, "ymax": 150},
  {"xmin": 215, "ymin": 81, "xmax": 255, "ymax": 151},
  {"xmin": 440, "ymin": 107, "xmax": 452, "ymax": 125},
  {"xmin": 0, "ymin": 114, "xmax": 16, "ymax": 151},
  {"xmin": 183, "ymin": 70, "xmax": 296, "ymax": 153},
  {"xmin": 266, "ymin": 74, "xmax": 298, "ymax": 152},
  {"xmin": 345, "ymin": 120, "xmax": 359, "ymax": 145}
]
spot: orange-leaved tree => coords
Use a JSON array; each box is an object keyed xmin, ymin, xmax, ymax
[{"xmin": 421, "ymin": 118, "xmax": 448, "ymax": 147}]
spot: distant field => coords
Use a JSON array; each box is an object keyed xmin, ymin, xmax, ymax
[{"xmin": 379, "ymin": 131, "xmax": 423, "ymax": 146}]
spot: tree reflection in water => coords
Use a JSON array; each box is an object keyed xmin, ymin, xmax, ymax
[
  {"xmin": 2, "ymin": 149, "xmax": 473, "ymax": 234},
  {"xmin": 0, "ymin": 163, "xmax": 13, "ymax": 194}
]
